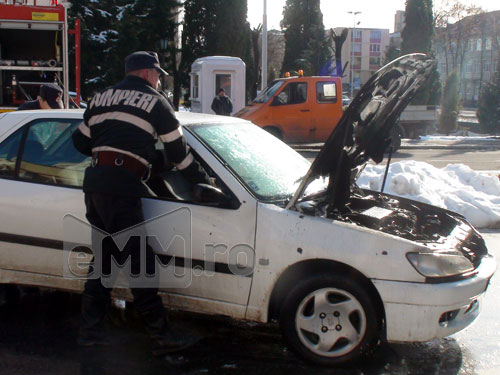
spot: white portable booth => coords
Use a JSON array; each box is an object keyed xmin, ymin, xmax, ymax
[{"xmin": 190, "ymin": 56, "xmax": 246, "ymax": 115}]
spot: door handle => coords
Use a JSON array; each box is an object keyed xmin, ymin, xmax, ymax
[{"xmin": 300, "ymin": 109, "xmax": 310, "ymax": 112}]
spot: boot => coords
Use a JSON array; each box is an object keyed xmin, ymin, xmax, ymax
[
  {"xmin": 150, "ymin": 322, "xmax": 203, "ymax": 356},
  {"xmin": 77, "ymin": 294, "xmax": 110, "ymax": 346},
  {"xmin": 140, "ymin": 308, "xmax": 202, "ymax": 356}
]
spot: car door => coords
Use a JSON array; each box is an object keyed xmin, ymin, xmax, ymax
[
  {"xmin": 140, "ymin": 131, "xmax": 257, "ymax": 318},
  {"xmin": 271, "ymin": 81, "xmax": 312, "ymax": 142},
  {"xmin": 0, "ymin": 116, "xmax": 90, "ymax": 280},
  {"xmin": 313, "ymin": 80, "xmax": 343, "ymax": 142}
]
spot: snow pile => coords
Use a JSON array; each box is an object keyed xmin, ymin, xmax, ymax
[{"xmin": 357, "ymin": 161, "xmax": 500, "ymax": 229}]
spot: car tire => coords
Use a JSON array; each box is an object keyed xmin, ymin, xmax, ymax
[
  {"xmin": 279, "ymin": 273, "xmax": 380, "ymax": 366},
  {"xmin": 264, "ymin": 126, "xmax": 283, "ymax": 141}
]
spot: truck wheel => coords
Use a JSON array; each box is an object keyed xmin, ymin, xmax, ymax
[
  {"xmin": 264, "ymin": 126, "xmax": 283, "ymax": 141},
  {"xmin": 280, "ymin": 273, "xmax": 380, "ymax": 366}
]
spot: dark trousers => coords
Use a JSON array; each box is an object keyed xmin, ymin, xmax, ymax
[{"xmin": 80, "ymin": 192, "xmax": 165, "ymax": 339}]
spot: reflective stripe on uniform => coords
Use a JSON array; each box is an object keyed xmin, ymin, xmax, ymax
[
  {"xmin": 175, "ymin": 152, "xmax": 194, "ymax": 170},
  {"xmin": 78, "ymin": 122, "xmax": 91, "ymax": 138},
  {"xmin": 159, "ymin": 127, "xmax": 183, "ymax": 143},
  {"xmin": 91, "ymin": 146, "xmax": 149, "ymax": 166},
  {"xmin": 88, "ymin": 112, "xmax": 157, "ymax": 137}
]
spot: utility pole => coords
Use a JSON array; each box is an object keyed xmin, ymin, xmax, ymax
[
  {"xmin": 262, "ymin": 0, "xmax": 268, "ymax": 91},
  {"xmin": 348, "ymin": 11, "xmax": 361, "ymax": 99}
]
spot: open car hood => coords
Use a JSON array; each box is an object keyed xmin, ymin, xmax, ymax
[{"xmin": 287, "ymin": 54, "xmax": 436, "ymax": 212}]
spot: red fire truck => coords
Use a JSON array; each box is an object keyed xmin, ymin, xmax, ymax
[{"xmin": 0, "ymin": 0, "xmax": 80, "ymax": 111}]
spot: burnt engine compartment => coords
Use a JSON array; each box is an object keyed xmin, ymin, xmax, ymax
[{"xmin": 295, "ymin": 189, "xmax": 488, "ymax": 268}]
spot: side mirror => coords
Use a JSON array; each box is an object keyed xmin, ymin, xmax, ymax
[{"xmin": 192, "ymin": 184, "xmax": 240, "ymax": 209}]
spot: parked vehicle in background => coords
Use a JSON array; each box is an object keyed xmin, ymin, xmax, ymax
[
  {"xmin": 342, "ymin": 93, "xmax": 351, "ymax": 107},
  {"xmin": 235, "ymin": 74, "xmax": 343, "ymax": 143}
]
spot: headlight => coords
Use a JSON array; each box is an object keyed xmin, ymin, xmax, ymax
[{"xmin": 406, "ymin": 251, "xmax": 474, "ymax": 278}]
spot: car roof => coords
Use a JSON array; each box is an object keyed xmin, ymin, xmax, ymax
[{"xmin": 0, "ymin": 109, "xmax": 249, "ymax": 133}]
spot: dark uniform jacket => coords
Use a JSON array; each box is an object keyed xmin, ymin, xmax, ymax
[
  {"xmin": 17, "ymin": 100, "xmax": 41, "ymax": 110},
  {"xmin": 72, "ymin": 75, "xmax": 209, "ymax": 197},
  {"xmin": 211, "ymin": 95, "xmax": 233, "ymax": 116}
]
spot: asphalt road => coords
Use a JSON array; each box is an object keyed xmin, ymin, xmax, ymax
[{"xmin": 299, "ymin": 147, "xmax": 500, "ymax": 171}]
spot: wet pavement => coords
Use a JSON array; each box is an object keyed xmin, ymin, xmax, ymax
[{"xmin": 0, "ymin": 231, "xmax": 498, "ymax": 375}]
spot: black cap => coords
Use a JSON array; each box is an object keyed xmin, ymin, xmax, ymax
[
  {"xmin": 124, "ymin": 51, "xmax": 168, "ymax": 76},
  {"xmin": 39, "ymin": 83, "xmax": 63, "ymax": 109}
]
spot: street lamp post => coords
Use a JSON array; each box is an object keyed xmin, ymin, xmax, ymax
[
  {"xmin": 348, "ymin": 11, "xmax": 361, "ymax": 99},
  {"xmin": 262, "ymin": 0, "xmax": 268, "ymax": 91}
]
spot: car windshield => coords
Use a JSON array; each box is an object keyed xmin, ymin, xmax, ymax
[
  {"xmin": 252, "ymin": 80, "xmax": 285, "ymax": 103},
  {"xmin": 189, "ymin": 122, "xmax": 326, "ymax": 201}
]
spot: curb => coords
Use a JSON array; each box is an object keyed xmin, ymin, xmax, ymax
[{"xmin": 292, "ymin": 142, "xmax": 500, "ymax": 152}]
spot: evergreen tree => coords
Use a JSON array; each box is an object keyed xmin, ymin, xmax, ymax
[
  {"xmin": 281, "ymin": 0, "xmax": 330, "ymax": 75},
  {"xmin": 69, "ymin": 0, "xmax": 181, "ymax": 99},
  {"xmin": 181, "ymin": 0, "xmax": 252, "ymax": 103},
  {"xmin": 477, "ymin": 55, "xmax": 500, "ymax": 134},
  {"xmin": 439, "ymin": 71, "xmax": 460, "ymax": 135},
  {"xmin": 68, "ymin": 0, "xmax": 126, "ymax": 98},
  {"xmin": 401, "ymin": 0, "xmax": 433, "ymax": 54},
  {"xmin": 383, "ymin": 43, "xmax": 401, "ymax": 65},
  {"xmin": 401, "ymin": 0, "xmax": 440, "ymax": 105}
]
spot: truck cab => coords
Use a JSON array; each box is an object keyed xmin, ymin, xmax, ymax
[{"xmin": 235, "ymin": 75, "xmax": 343, "ymax": 143}]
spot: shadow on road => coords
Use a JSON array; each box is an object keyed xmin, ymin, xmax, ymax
[{"xmin": 0, "ymin": 290, "xmax": 467, "ymax": 375}]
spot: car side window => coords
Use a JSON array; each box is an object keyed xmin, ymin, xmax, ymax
[
  {"xmin": 0, "ymin": 128, "xmax": 23, "ymax": 178},
  {"xmin": 18, "ymin": 119, "xmax": 90, "ymax": 187},
  {"xmin": 316, "ymin": 81, "xmax": 338, "ymax": 103},
  {"xmin": 276, "ymin": 82, "xmax": 307, "ymax": 105}
]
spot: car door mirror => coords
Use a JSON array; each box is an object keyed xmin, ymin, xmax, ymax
[{"xmin": 192, "ymin": 183, "xmax": 240, "ymax": 209}]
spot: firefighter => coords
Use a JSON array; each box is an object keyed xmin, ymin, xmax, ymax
[
  {"xmin": 72, "ymin": 51, "xmax": 210, "ymax": 355},
  {"xmin": 17, "ymin": 83, "xmax": 63, "ymax": 110}
]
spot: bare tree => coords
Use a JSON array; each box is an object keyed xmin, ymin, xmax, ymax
[{"xmin": 434, "ymin": 1, "xmax": 484, "ymax": 77}]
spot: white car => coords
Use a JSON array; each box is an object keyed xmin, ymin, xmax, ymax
[{"xmin": 0, "ymin": 55, "xmax": 496, "ymax": 366}]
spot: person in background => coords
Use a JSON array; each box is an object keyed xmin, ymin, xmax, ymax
[
  {"xmin": 211, "ymin": 88, "xmax": 233, "ymax": 116},
  {"xmin": 17, "ymin": 83, "xmax": 64, "ymax": 110}
]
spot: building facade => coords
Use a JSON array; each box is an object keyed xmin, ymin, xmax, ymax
[
  {"xmin": 334, "ymin": 27, "xmax": 390, "ymax": 94},
  {"xmin": 434, "ymin": 10, "xmax": 500, "ymax": 107}
]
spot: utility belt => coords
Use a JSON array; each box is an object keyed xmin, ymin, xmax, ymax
[{"xmin": 91, "ymin": 150, "xmax": 151, "ymax": 182}]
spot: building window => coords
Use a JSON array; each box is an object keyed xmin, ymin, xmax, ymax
[
  {"xmin": 215, "ymin": 74, "xmax": 232, "ymax": 98},
  {"xmin": 191, "ymin": 73, "xmax": 199, "ymax": 99},
  {"xmin": 485, "ymin": 37, "xmax": 492, "ymax": 50},
  {"xmin": 352, "ymin": 29, "xmax": 362, "ymax": 40},
  {"xmin": 370, "ymin": 30, "xmax": 381, "ymax": 41},
  {"xmin": 352, "ymin": 43, "xmax": 361, "ymax": 54},
  {"xmin": 369, "ymin": 44, "xmax": 380, "ymax": 52},
  {"xmin": 353, "ymin": 57, "xmax": 362, "ymax": 70},
  {"xmin": 369, "ymin": 57, "xmax": 381, "ymax": 67},
  {"xmin": 440, "ymin": 62, "xmax": 447, "ymax": 73},
  {"xmin": 473, "ymin": 62, "xmax": 480, "ymax": 73},
  {"xmin": 476, "ymin": 39, "xmax": 482, "ymax": 51},
  {"xmin": 466, "ymin": 63, "xmax": 472, "ymax": 73},
  {"xmin": 467, "ymin": 39, "xmax": 473, "ymax": 51}
]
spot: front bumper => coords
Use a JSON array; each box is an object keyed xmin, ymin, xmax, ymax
[{"xmin": 373, "ymin": 255, "xmax": 496, "ymax": 342}]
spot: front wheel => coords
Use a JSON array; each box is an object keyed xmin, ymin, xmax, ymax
[{"xmin": 280, "ymin": 273, "xmax": 380, "ymax": 366}]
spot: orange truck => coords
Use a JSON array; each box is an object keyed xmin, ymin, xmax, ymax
[{"xmin": 235, "ymin": 74, "xmax": 343, "ymax": 143}]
